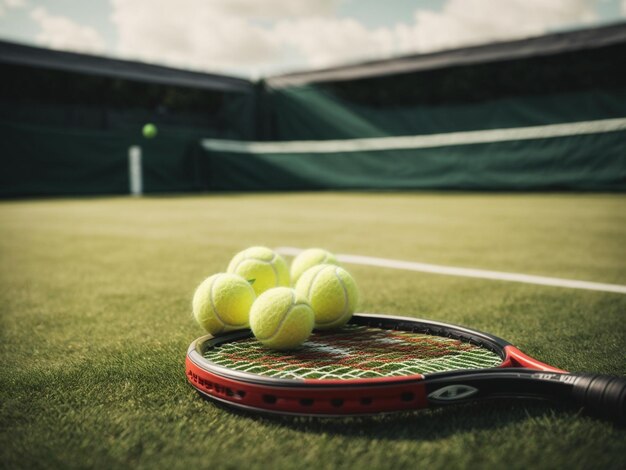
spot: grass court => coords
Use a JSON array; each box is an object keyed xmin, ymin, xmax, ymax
[{"xmin": 1, "ymin": 192, "xmax": 625, "ymax": 469}]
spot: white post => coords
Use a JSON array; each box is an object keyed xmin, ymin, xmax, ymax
[{"xmin": 128, "ymin": 145, "xmax": 143, "ymax": 196}]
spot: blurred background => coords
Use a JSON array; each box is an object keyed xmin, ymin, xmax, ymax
[
  {"xmin": 0, "ymin": 0, "xmax": 625, "ymax": 196},
  {"xmin": 2, "ymin": 0, "xmax": 626, "ymax": 77}
]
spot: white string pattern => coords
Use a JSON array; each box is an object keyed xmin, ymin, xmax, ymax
[{"xmin": 204, "ymin": 325, "xmax": 503, "ymax": 380}]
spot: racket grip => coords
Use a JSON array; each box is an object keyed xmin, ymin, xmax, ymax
[{"xmin": 571, "ymin": 374, "xmax": 626, "ymax": 424}]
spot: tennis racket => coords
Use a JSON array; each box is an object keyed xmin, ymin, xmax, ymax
[{"xmin": 186, "ymin": 313, "xmax": 625, "ymax": 423}]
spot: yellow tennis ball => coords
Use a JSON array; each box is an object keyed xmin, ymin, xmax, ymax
[
  {"xmin": 295, "ymin": 264, "xmax": 359, "ymax": 330},
  {"xmin": 290, "ymin": 248, "xmax": 340, "ymax": 285},
  {"xmin": 142, "ymin": 123, "xmax": 157, "ymax": 139},
  {"xmin": 192, "ymin": 273, "xmax": 256, "ymax": 335},
  {"xmin": 227, "ymin": 246, "xmax": 290, "ymax": 296},
  {"xmin": 249, "ymin": 287, "xmax": 314, "ymax": 350}
]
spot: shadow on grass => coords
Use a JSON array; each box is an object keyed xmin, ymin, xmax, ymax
[{"xmin": 197, "ymin": 392, "xmax": 579, "ymax": 440}]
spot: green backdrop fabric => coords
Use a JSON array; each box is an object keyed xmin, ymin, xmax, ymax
[
  {"xmin": 200, "ymin": 85, "xmax": 626, "ymax": 192},
  {"xmin": 0, "ymin": 122, "xmax": 129, "ymax": 197},
  {"xmin": 202, "ymin": 131, "xmax": 626, "ymax": 192},
  {"xmin": 0, "ymin": 122, "xmax": 218, "ymax": 197},
  {"xmin": 2, "ymin": 36, "xmax": 626, "ymax": 196},
  {"xmin": 262, "ymin": 86, "xmax": 626, "ymax": 140},
  {"xmin": 0, "ymin": 81, "xmax": 257, "ymax": 197}
]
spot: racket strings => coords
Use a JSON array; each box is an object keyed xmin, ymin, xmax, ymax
[{"xmin": 203, "ymin": 325, "xmax": 502, "ymax": 380}]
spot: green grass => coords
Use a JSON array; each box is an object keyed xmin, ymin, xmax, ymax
[{"xmin": 1, "ymin": 192, "xmax": 625, "ymax": 470}]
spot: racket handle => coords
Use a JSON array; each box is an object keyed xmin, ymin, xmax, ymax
[{"xmin": 571, "ymin": 374, "xmax": 626, "ymax": 424}]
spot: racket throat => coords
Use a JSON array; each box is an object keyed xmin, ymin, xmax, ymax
[{"xmin": 503, "ymin": 346, "xmax": 567, "ymax": 373}]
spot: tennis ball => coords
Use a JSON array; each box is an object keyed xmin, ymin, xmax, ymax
[
  {"xmin": 295, "ymin": 264, "xmax": 358, "ymax": 330},
  {"xmin": 249, "ymin": 287, "xmax": 314, "ymax": 350},
  {"xmin": 142, "ymin": 123, "xmax": 157, "ymax": 139},
  {"xmin": 227, "ymin": 246, "xmax": 290, "ymax": 296},
  {"xmin": 192, "ymin": 273, "xmax": 256, "ymax": 335},
  {"xmin": 290, "ymin": 248, "xmax": 340, "ymax": 285}
]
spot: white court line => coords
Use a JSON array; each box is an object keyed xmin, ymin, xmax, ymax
[{"xmin": 276, "ymin": 247, "xmax": 626, "ymax": 295}]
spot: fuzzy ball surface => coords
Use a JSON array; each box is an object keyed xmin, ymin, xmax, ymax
[
  {"xmin": 290, "ymin": 248, "xmax": 339, "ymax": 285},
  {"xmin": 192, "ymin": 273, "xmax": 256, "ymax": 335},
  {"xmin": 295, "ymin": 264, "xmax": 358, "ymax": 330},
  {"xmin": 142, "ymin": 123, "xmax": 157, "ymax": 139},
  {"xmin": 249, "ymin": 287, "xmax": 314, "ymax": 350},
  {"xmin": 227, "ymin": 246, "xmax": 290, "ymax": 296}
]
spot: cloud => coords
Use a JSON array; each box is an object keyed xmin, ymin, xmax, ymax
[
  {"xmin": 30, "ymin": 7, "xmax": 106, "ymax": 54},
  {"xmin": 110, "ymin": 0, "xmax": 391, "ymax": 75},
  {"xmin": 622, "ymin": 0, "xmax": 626, "ymax": 14},
  {"xmin": 273, "ymin": 18, "xmax": 396, "ymax": 68},
  {"xmin": 392, "ymin": 0, "xmax": 599, "ymax": 54},
  {"xmin": 110, "ymin": 0, "xmax": 283, "ymax": 75},
  {"xmin": 269, "ymin": 0, "xmax": 600, "ymax": 72},
  {"xmin": 110, "ymin": 0, "xmax": 604, "ymax": 77},
  {"xmin": 201, "ymin": 0, "xmax": 339, "ymax": 19},
  {"xmin": 0, "ymin": 0, "xmax": 26, "ymax": 16}
]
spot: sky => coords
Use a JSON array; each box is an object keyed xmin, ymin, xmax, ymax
[{"xmin": 0, "ymin": 0, "xmax": 625, "ymax": 78}]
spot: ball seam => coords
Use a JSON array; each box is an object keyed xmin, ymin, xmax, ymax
[
  {"xmin": 306, "ymin": 265, "xmax": 327, "ymax": 300},
  {"xmin": 210, "ymin": 276, "xmax": 249, "ymax": 329},
  {"xmin": 254, "ymin": 290, "xmax": 301, "ymax": 341},
  {"xmin": 207, "ymin": 275, "xmax": 225, "ymax": 334},
  {"xmin": 314, "ymin": 267, "xmax": 351, "ymax": 326},
  {"xmin": 269, "ymin": 258, "xmax": 280, "ymax": 286},
  {"xmin": 233, "ymin": 250, "xmax": 280, "ymax": 287}
]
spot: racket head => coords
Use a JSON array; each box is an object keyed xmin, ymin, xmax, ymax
[{"xmin": 186, "ymin": 313, "xmax": 564, "ymax": 416}]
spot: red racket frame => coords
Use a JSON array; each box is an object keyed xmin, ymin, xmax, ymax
[{"xmin": 186, "ymin": 313, "xmax": 567, "ymax": 416}]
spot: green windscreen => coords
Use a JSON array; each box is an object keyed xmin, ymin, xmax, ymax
[
  {"xmin": 198, "ymin": 40, "xmax": 626, "ymax": 192},
  {"xmin": 203, "ymin": 325, "xmax": 503, "ymax": 380}
]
